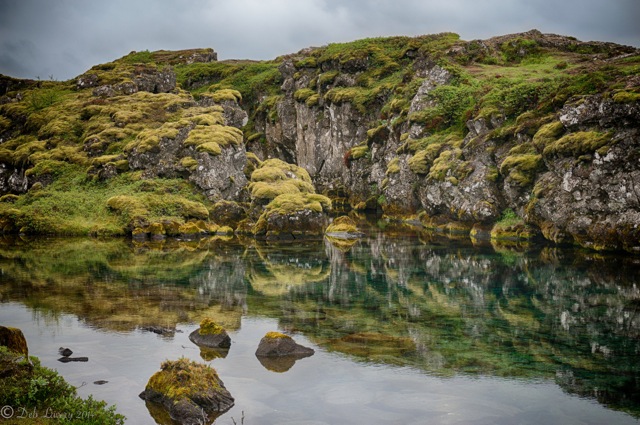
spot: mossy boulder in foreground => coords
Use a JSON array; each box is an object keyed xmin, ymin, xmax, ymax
[
  {"xmin": 188, "ymin": 318, "xmax": 231, "ymax": 349},
  {"xmin": 139, "ymin": 358, "xmax": 234, "ymax": 425}
]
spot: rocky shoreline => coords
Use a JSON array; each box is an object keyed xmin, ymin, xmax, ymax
[{"xmin": 0, "ymin": 31, "xmax": 638, "ymax": 252}]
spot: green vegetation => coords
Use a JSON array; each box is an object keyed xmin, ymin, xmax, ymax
[
  {"xmin": 491, "ymin": 208, "xmax": 537, "ymax": 240},
  {"xmin": 146, "ymin": 357, "xmax": 224, "ymax": 399},
  {"xmin": 543, "ymin": 131, "xmax": 614, "ymax": 157},
  {"xmin": 0, "ymin": 346, "xmax": 125, "ymax": 424},
  {"xmin": 0, "ymin": 32, "xmax": 637, "ymax": 240},
  {"xmin": 199, "ymin": 318, "xmax": 226, "ymax": 335}
]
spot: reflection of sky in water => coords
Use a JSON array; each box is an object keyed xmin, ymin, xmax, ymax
[{"xmin": 2, "ymin": 305, "xmax": 638, "ymax": 425}]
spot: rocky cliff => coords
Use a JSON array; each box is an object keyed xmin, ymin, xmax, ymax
[{"xmin": 0, "ymin": 31, "xmax": 639, "ymax": 252}]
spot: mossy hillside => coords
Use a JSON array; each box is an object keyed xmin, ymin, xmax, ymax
[
  {"xmin": 0, "ymin": 168, "xmax": 213, "ymax": 235},
  {"xmin": 0, "ymin": 63, "xmax": 242, "ymax": 236},
  {"xmin": 1, "ymin": 33, "xmax": 638, "ymax": 240}
]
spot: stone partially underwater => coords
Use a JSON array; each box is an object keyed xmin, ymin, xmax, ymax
[
  {"xmin": 255, "ymin": 331, "xmax": 315, "ymax": 372},
  {"xmin": 139, "ymin": 358, "xmax": 234, "ymax": 425},
  {"xmin": 0, "ymin": 32, "xmax": 639, "ymax": 252}
]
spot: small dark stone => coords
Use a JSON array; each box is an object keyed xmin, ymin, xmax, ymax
[
  {"xmin": 58, "ymin": 357, "xmax": 88, "ymax": 363},
  {"xmin": 58, "ymin": 347, "xmax": 73, "ymax": 357}
]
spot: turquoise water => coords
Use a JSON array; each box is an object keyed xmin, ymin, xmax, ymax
[{"xmin": 0, "ymin": 232, "xmax": 639, "ymax": 424}]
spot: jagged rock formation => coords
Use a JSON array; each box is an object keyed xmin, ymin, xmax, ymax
[{"xmin": 0, "ymin": 32, "xmax": 638, "ymax": 251}]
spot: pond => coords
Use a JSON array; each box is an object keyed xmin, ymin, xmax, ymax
[{"xmin": 1, "ymin": 228, "xmax": 639, "ymax": 425}]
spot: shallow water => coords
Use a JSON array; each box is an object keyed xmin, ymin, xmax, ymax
[{"xmin": 0, "ymin": 232, "xmax": 639, "ymax": 424}]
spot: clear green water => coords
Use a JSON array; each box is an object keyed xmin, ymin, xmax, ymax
[{"xmin": 0, "ymin": 231, "xmax": 639, "ymax": 424}]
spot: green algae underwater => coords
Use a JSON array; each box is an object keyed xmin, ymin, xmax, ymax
[{"xmin": 0, "ymin": 230, "xmax": 639, "ymax": 424}]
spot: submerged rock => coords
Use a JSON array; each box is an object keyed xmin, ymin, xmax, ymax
[
  {"xmin": 189, "ymin": 318, "xmax": 231, "ymax": 349},
  {"xmin": 139, "ymin": 358, "xmax": 234, "ymax": 425},
  {"xmin": 255, "ymin": 331, "xmax": 314, "ymax": 358}
]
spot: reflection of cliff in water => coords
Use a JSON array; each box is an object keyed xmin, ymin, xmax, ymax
[{"xmin": 0, "ymin": 233, "xmax": 639, "ymax": 416}]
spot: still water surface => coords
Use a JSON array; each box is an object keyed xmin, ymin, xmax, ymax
[{"xmin": 0, "ymin": 231, "xmax": 639, "ymax": 424}]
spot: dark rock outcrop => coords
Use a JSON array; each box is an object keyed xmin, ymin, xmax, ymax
[{"xmin": 139, "ymin": 358, "xmax": 234, "ymax": 425}]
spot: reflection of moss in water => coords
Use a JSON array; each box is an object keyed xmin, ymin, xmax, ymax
[
  {"xmin": 246, "ymin": 244, "xmax": 330, "ymax": 296},
  {"xmin": 0, "ymin": 237, "xmax": 240, "ymax": 332},
  {"xmin": 323, "ymin": 333, "xmax": 416, "ymax": 364},
  {"xmin": 1, "ymin": 235, "xmax": 639, "ymax": 417}
]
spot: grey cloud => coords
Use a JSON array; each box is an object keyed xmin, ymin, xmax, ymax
[{"xmin": 0, "ymin": 0, "xmax": 638, "ymax": 81}]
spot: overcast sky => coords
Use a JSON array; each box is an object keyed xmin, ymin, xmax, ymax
[{"xmin": 1, "ymin": 0, "xmax": 638, "ymax": 81}]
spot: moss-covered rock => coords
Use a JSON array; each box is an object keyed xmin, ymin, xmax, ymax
[
  {"xmin": 189, "ymin": 318, "xmax": 231, "ymax": 349},
  {"xmin": 0, "ymin": 326, "xmax": 28, "ymax": 356},
  {"xmin": 139, "ymin": 358, "xmax": 234, "ymax": 425}
]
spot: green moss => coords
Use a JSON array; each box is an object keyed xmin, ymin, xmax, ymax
[
  {"xmin": 499, "ymin": 150, "xmax": 544, "ymax": 187},
  {"xmin": 386, "ymin": 157, "xmax": 401, "ymax": 175},
  {"xmin": 106, "ymin": 195, "xmax": 148, "ymax": 219},
  {"xmin": 305, "ymin": 94, "xmax": 320, "ymax": 107},
  {"xmin": 428, "ymin": 148, "xmax": 472, "ymax": 181},
  {"xmin": 199, "ymin": 318, "xmax": 225, "ymax": 335},
  {"xmin": 127, "ymin": 121, "xmax": 184, "ymax": 154},
  {"xmin": 196, "ymin": 141, "xmax": 222, "ymax": 156},
  {"xmin": 205, "ymin": 88, "xmax": 242, "ymax": 103},
  {"xmin": 491, "ymin": 208, "xmax": 537, "ymax": 240},
  {"xmin": 264, "ymin": 331, "xmax": 290, "ymax": 340},
  {"xmin": 0, "ymin": 326, "xmax": 28, "ymax": 356},
  {"xmin": 180, "ymin": 156, "xmax": 198, "ymax": 170},
  {"xmin": 184, "ymin": 124, "xmax": 243, "ymax": 149},
  {"xmin": 294, "ymin": 88, "xmax": 317, "ymax": 103},
  {"xmin": 349, "ymin": 144, "xmax": 370, "ymax": 161},
  {"xmin": 543, "ymin": 131, "xmax": 613, "ymax": 157},
  {"xmin": 263, "ymin": 192, "xmax": 330, "ymax": 214},
  {"xmin": 25, "ymin": 159, "xmax": 72, "ymax": 178},
  {"xmin": 146, "ymin": 358, "xmax": 224, "ymax": 400},
  {"xmin": 0, "ymin": 194, "xmax": 19, "ymax": 203},
  {"xmin": 318, "ymin": 70, "xmax": 339, "ymax": 86},
  {"xmin": 500, "ymin": 38, "xmax": 541, "ymax": 63},
  {"xmin": 612, "ymin": 91, "xmax": 640, "ymax": 103},
  {"xmin": 532, "ymin": 121, "xmax": 565, "ymax": 150}
]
